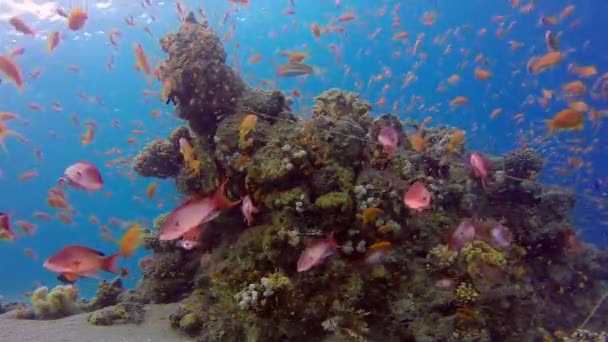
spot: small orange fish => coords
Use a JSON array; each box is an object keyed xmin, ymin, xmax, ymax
[
  {"xmin": 445, "ymin": 130, "xmax": 466, "ymax": 153},
  {"xmin": 146, "ymin": 182, "xmax": 158, "ymax": 198},
  {"xmin": 474, "ymin": 68, "xmax": 492, "ymax": 80},
  {"xmin": 311, "ymin": 23, "xmax": 321, "ymax": 39},
  {"xmin": 247, "ymin": 54, "xmax": 262, "ymax": 64},
  {"xmin": 490, "ymin": 108, "xmax": 503, "ymax": 119},
  {"xmin": 450, "ymin": 96, "xmax": 469, "ymax": 107},
  {"xmin": 68, "ymin": 8, "xmax": 88, "ymax": 31},
  {"xmin": 119, "ymin": 224, "xmax": 144, "ymax": 258},
  {"xmin": 47, "ymin": 31, "xmax": 61, "ymax": 53},
  {"xmin": 0, "ymin": 55, "xmax": 25, "ymax": 91},
  {"xmin": 568, "ymin": 64, "xmax": 597, "ymax": 78},
  {"xmin": 545, "ymin": 108, "xmax": 585, "ymax": 137},
  {"xmin": 134, "ymin": 43, "xmax": 152, "ymax": 82},
  {"xmin": 19, "ymin": 170, "xmax": 38, "ymax": 182},
  {"xmin": 81, "ymin": 124, "xmax": 95, "ymax": 146},
  {"xmin": 527, "ymin": 51, "xmax": 562, "ymax": 74},
  {"xmin": 361, "ymin": 208, "xmax": 384, "ymax": 225},
  {"xmin": 410, "ymin": 134, "xmax": 426, "ymax": 152},
  {"xmin": 562, "ymin": 80, "xmax": 587, "ymax": 96},
  {"xmin": 0, "ymin": 121, "xmax": 26, "ymax": 153},
  {"xmin": 9, "ymin": 17, "xmax": 35, "ymax": 35}
]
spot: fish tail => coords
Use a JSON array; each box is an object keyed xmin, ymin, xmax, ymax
[
  {"xmin": 213, "ymin": 180, "xmax": 241, "ymax": 209},
  {"xmin": 101, "ymin": 253, "xmax": 121, "ymax": 274}
]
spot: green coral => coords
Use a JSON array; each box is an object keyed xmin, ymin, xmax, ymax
[
  {"xmin": 426, "ymin": 244, "xmax": 457, "ymax": 272},
  {"xmin": 263, "ymin": 186, "xmax": 309, "ymax": 210},
  {"xmin": 455, "ymin": 282, "xmax": 479, "ymax": 305},
  {"xmin": 461, "ymin": 240, "xmax": 506, "ymax": 271},
  {"xmin": 314, "ymin": 191, "xmax": 353, "ymax": 213},
  {"xmin": 31, "ymin": 285, "xmax": 80, "ymax": 319}
]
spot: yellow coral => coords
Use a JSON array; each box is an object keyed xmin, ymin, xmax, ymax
[
  {"xmin": 461, "ymin": 240, "xmax": 506, "ymax": 268},
  {"xmin": 425, "ymin": 244, "xmax": 457, "ymax": 271},
  {"xmin": 455, "ymin": 282, "xmax": 479, "ymax": 305},
  {"xmin": 31, "ymin": 285, "xmax": 80, "ymax": 319}
]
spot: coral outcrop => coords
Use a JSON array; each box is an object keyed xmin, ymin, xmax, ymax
[
  {"xmin": 87, "ymin": 303, "xmax": 145, "ymax": 326},
  {"xmin": 30, "ymin": 285, "xmax": 80, "ymax": 320},
  {"xmin": 121, "ymin": 11, "xmax": 608, "ymax": 342}
]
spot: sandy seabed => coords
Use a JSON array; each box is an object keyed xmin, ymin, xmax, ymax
[{"xmin": 0, "ymin": 304, "xmax": 192, "ymax": 342}]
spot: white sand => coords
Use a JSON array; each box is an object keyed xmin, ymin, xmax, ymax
[{"xmin": 0, "ymin": 304, "xmax": 193, "ymax": 342}]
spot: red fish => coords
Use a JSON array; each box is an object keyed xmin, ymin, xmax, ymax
[
  {"xmin": 0, "ymin": 55, "xmax": 25, "ymax": 91},
  {"xmin": 403, "ymin": 181, "xmax": 431, "ymax": 213},
  {"xmin": 448, "ymin": 219, "xmax": 476, "ymax": 251},
  {"xmin": 9, "ymin": 17, "xmax": 35, "ymax": 35},
  {"xmin": 43, "ymin": 245, "xmax": 120, "ymax": 283},
  {"xmin": 377, "ymin": 126, "xmax": 399, "ymax": 155},
  {"xmin": 159, "ymin": 181, "xmax": 240, "ymax": 241},
  {"xmin": 470, "ymin": 152, "xmax": 490, "ymax": 190},
  {"xmin": 297, "ymin": 233, "xmax": 338, "ymax": 272},
  {"xmin": 60, "ymin": 162, "xmax": 104, "ymax": 191},
  {"xmin": 0, "ymin": 212, "xmax": 16, "ymax": 241},
  {"xmin": 241, "ymin": 195, "xmax": 259, "ymax": 226}
]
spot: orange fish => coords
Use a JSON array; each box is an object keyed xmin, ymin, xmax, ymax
[
  {"xmin": 311, "ymin": 23, "xmax": 321, "ymax": 39},
  {"xmin": 282, "ymin": 51, "xmax": 308, "ymax": 63},
  {"xmin": 244, "ymin": 53, "xmax": 262, "ymax": 64},
  {"xmin": 146, "ymin": 182, "xmax": 158, "ymax": 198},
  {"xmin": 527, "ymin": 51, "xmax": 562, "ymax": 74},
  {"xmin": 568, "ymin": 101, "xmax": 589, "ymax": 113},
  {"xmin": 490, "ymin": 108, "xmax": 503, "ymax": 119},
  {"xmin": 68, "ymin": 8, "xmax": 88, "ymax": 31},
  {"xmin": 410, "ymin": 134, "xmax": 426, "ymax": 152},
  {"xmin": 0, "ymin": 121, "xmax": 26, "ymax": 153},
  {"xmin": 392, "ymin": 31, "xmax": 409, "ymax": 41},
  {"xmin": 474, "ymin": 68, "xmax": 492, "ymax": 80},
  {"xmin": 568, "ymin": 64, "xmax": 597, "ymax": 78},
  {"xmin": 545, "ymin": 109, "xmax": 584, "ymax": 137},
  {"xmin": 0, "ymin": 55, "xmax": 25, "ymax": 91},
  {"xmin": 134, "ymin": 43, "xmax": 152, "ymax": 82},
  {"xmin": 450, "ymin": 96, "xmax": 469, "ymax": 107},
  {"xmin": 19, "ymin": 170, "xmax": 38, "ymax": 182},
  {"xmin": 81, "ymin": 124, "xmax": 95, "ymax": 146},
  {"xmin": 119, "ymin": 224, "xmax": 144, "ymax": 258},
  {"xmin": 562, "ymin": 80, "xmax": 587, "ymax": 96},
  {"xmin": 9, "ymin": 17, "xmax": 35, "ymax": 35},
  {"xmin": 47, "ymin": 31, "xmax": 61, "ymax": 53},
  {"xmin": 445, "ymin": 130, "xmax": 466, "ymax": 152}
]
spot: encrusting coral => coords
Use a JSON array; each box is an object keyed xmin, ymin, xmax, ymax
[{"xmin": 108, "ymin": 10, "xmax": 608, "ymax": 341}]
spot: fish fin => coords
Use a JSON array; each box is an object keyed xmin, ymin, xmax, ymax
[
  {"xmin": 79, "ymin": 269, "xmax": 101, "ymax": 279},
  {"xmin": 326, "ymin": 231, "xmax": 339, "ymax": 249},
  {"xmin": 101, "ymin": 253, "xmax": 121, "ymax": 274},
  {"xmin": 57, "ymin": 272, "xmax": 79, "ymax": 284},
  {"xmin": 213, "ymin": 180, "xmax": 241, "ymax": 209}
]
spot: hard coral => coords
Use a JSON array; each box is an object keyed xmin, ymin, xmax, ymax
[
  {"xmin": 158, "ymin": 12, "xmax": 245, "ymax": 136},
  {"xmin": 87, "ymin": 303, "xmax": 145, "ymax": 326},
  {"xmin": 133, "ymin": 139, "xmax": 181, "ymax": 178},
  {"xmin": 313, "ymin": 88, "xmax": 373, "ymax": 130},
  {"xmin": 31, "ymin": 285, "xmax": 80, "ymax": 319},
  {"xmin": 504, "ymin": 148, "xmax": 544, "ymax": 179},
  {"xmin": 83, "ymin": 278, "xmax": 123, "ymax": 312}
]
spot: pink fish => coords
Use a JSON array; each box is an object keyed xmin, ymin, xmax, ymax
[
  {"xmin": 377, "ymin": 126, "xmax": 399, "ymax": 155},
  {"xmin": 297, "ymin": 233, "xmax": 338, "ymax": 272},
  {"xmin": 241, "ymin": 195, "xmax": 259, "ymax": 226},
  {"xmin": 403, "ymin": 181, "xmax": 431, "ymax": 213},
  {"xmin": 448, "ymin": 219, "xmax": 476, "ymax": 251},
  {"xmin": 43, "ymin": 245, "xmax": 120, "ymax": 283},
  {"xmin": 178, "ymin": 224, "xmax": 206, "ymax": 250},
  {"xmin": 160, "ymin": 181, "xmax": 240, "ymax": 241},
  {"xmin": 60, "ymin": 161, "xmax": 104, "ymax": 191},
  {"xmin": 470, "ymin": 152, "xmax": 490, "ymax": 190},
  {"xmin": 489, "ymin": 224, "xmax": 512, "ymax": 248}
]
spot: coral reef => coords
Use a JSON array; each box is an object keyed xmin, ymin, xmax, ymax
[
  {"xmin": 87, "ymin": 303, "xmax": 145, "ymax": 326},
  {"xmin": 83, "ymin": 278, "xmax": 123, "ymax": 312},
  {"xmin": 121, "ymin": 12, "xmax": 608, "ymax": 342},
  {"xmin": 30, "ymin": 285, "xmax": 80, "ymax": 319}
]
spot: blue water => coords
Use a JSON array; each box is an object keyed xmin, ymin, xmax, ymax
[{"xmin": 0, "ymin": 0, "xmax": 607, "ymax": 301}]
